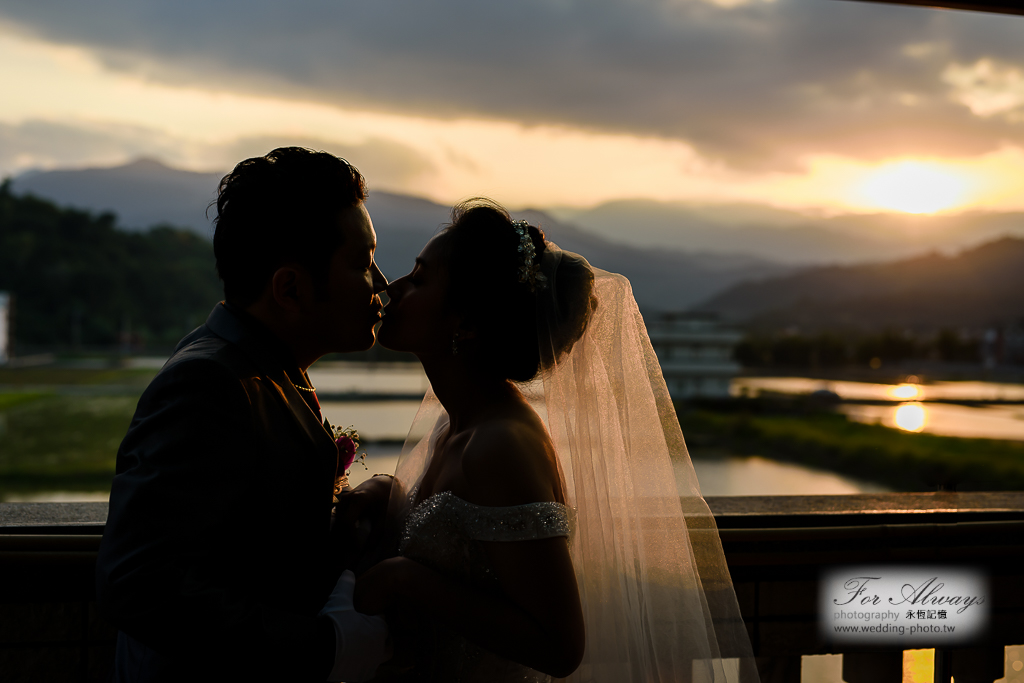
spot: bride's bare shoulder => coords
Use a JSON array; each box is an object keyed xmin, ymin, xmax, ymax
[{"xmin": 452, "ymin": 416, "xmax": 560, "ymax": 508}]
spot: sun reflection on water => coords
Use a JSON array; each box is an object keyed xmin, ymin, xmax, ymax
[
  {"xmin": 894, "ymin": 403, "xmax": 927, "ymax": 432},
  {"xmin": 889, "ymin": 383, "xmax": 921, "ymax": 400}
]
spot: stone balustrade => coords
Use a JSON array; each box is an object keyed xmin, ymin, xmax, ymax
[{"xmin": 2, "ymin": 493, "xmax": 1022, "ymax": 682}]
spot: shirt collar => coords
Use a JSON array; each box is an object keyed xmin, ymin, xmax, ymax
[{"xmin": 204, "ymin": 302, "xmax": 306, "ymax": 386}]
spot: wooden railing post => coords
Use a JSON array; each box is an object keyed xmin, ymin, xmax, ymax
[
  {"xmin": 754, "ymin": 655, "xmax": 802, "ymax": 683},
  {"xmin": 842, "ymin": 651, "xmax": 903, "ymax": 683},
  {"xmin": 934, "ymin": 648, "xmax": 952, "ymax": 683},
  {"xmin": 950, "ymin": 646, "xmax": 1006, "ymax": 683}
]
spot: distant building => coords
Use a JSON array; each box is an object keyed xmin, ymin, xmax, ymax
[
  {"xmin": 0, "ymin": 292, "xmax": 9, "ymax": 365},
  {"xmin": 647, "ymin": 312, "xmax": 741, "ymax": 399},
  {"xmin": 982, "ymin": 322, "xmax": 1024, "ymax": 368}
]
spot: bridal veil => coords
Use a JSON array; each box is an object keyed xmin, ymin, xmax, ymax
[{"xmin": 388, "ymin": 244, "xmax": 758, "ymax": 682}]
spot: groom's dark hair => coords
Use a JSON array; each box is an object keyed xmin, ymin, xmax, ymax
[{"xmin": 213, "ymin": 147, "xmax": 367, "ymax": 307}]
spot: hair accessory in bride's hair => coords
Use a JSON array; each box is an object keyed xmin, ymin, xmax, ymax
[{"xmin": 511, "ymin": 220, "xmax": 548, "ymax": 292}]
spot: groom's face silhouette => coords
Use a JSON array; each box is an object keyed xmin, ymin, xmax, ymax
[
  {"xmin": 307, "ymin": 202, "xmax": 387, "ymax": 353},
  {"xmin": 251, "ymin": 201, "xmax": 387, "ymax": 367}
]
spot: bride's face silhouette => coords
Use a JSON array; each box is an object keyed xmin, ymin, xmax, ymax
[{"xmin": 377, "ymin": 235, "xmax": 459, "ymax": 356}]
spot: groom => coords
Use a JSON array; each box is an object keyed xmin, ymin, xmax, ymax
[{"xmin": 96, "ymin": 148, "xmax": 391, "ymax": 682}]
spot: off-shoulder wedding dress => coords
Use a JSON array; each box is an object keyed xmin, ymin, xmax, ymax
[
  {"xmin": 387, "ymin": 246, "xmax": 758, "ymax": 683},
  {"xmin": 397, "ymin": 488, "xmax": 571, "ymax": 681}
]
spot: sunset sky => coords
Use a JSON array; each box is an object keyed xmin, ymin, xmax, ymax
[{"xmin": 2, "ymin": 0, "xmax": 1024, "ymax": 214}]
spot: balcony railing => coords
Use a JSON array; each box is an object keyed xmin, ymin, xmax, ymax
[{"xmin": 2, "ymin": 492, "xmax": 1022, "ymax": 682}]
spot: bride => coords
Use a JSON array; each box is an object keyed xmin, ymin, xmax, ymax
[{"xmin": 352, "ymin": 199, "xmax": 757, "ymax": 682}]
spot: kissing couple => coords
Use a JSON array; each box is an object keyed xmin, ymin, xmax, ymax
[{"xmin": 96, "ymin": 147, "xmax": 757, "ymax": 682}]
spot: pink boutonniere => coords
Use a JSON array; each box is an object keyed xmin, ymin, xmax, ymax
[{"xmin": 331, "ymin": 425, "xmax": 367, "ymax": 495}]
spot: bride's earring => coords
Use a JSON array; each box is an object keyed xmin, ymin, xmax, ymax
[{"xmin": 452, "ymin": 333, "xmax": 459, "ymax": 356}]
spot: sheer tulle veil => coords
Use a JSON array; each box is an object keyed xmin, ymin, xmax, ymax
[{"xmin": 386, "ymin": 244, "xmax": 758, "ymax": 682}]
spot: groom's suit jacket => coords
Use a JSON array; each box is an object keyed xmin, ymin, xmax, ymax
[{"xmin": 96, "ymin": 303, "xmax": 342, "ymax": 682}]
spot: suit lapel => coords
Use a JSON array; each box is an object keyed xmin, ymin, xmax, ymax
[
  {"xmin": 276, "ymin": 374, "xmax": 339, "ymax": 481},
  {"xmin": 279, "ymin": 375, "xmax": 336, "ymax": 451},
  {"xmin": 205, "ymin": 303, "xmax": 338, "ymax": 476}
]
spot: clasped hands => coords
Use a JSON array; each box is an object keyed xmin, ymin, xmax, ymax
[{"xmin": 322, "ymin": 475, "xmax": 416, "ymax": 680}]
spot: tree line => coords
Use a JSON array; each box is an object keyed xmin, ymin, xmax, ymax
[
  {"xmin": 0, "ymin": 181, "xmax": 223, "ymax": 353},
  {"xmin": 734, "ymin": 329, "xmax": 981, "ymax": 369}
]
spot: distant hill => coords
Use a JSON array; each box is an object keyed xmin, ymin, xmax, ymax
[
  {"xmin": 11, "ymin": 159, "xmax": 791, "ymax": 312},
  {"xmin": 698, "ymin": 237, "xmax": 1024, "ymax": 332},
  {"xmin": 554, "ymin": 199, "xmax": 1024, "ymax": 266},
  {"xmin": 17, "ymin": 159, "xmax": 1024, "ymax": 269},
  {"xmin": 12, "ymin": 158, "xmax": 222, "ymax": 237},
  {"xmin": 552, "ymin": 200, "xmax": 889, "ymax": 265},
  {"xmin": 365, "ymin": 194, "xmax": 790, "ymax": 311}
]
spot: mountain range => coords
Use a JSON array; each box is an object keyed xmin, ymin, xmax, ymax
[
  {"xmin": 700, "ymin": 237, "xmax": 1024, "ymax": 332},
  {"xmin": 553, "ymin": 200, "xmax": 1024, "ymax": 266},
  {"xmin": 10, "ymin": 159, "xmax": 789, "ymax": 312},
  {"xmin": 10, "ymin": 158, "xmax": 1024, "ymax": 326},
  {"xmin": 12, "ymin": 159, "xmax": 223, "ymax": 239}
]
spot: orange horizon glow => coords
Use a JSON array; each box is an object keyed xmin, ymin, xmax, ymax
[{"xmin": 2, "ymin": 30, "xmax": 1024, "ymax": 214}]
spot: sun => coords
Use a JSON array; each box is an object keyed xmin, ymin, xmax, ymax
[{"xmin": 857, "ymin": 161, "xmax": 969, "ymax": 214}]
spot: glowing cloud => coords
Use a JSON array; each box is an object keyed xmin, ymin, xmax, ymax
[
  {"xmin": 4, "ymin": 24, "xmax": 1024, "ymax": 212},
  {"xmin": 944, "ymin": 59, "xmax": 1024, "ymax": 119}
]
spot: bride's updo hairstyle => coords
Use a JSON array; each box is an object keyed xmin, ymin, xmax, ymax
[{"xmin": 435, "ymin": 199, "xmax": 595, "ymax": 382}]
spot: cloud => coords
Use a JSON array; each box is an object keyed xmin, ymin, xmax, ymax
[
  {"xmin": 0, "ymin": 119, "xmax": 434, "ymax": 195},
  {"xmin": 943, "ymin": 58, "xmax": 1024, "ymax": 119},
  {"xmin": 0, "ymin": 119, "xmax": 188, "ymax": 176},
  {"xmin": 219, "ymin": 136, "xmax": 436, "ymax": 189},
  {"xmin": 2, "ymin": 0, "xmax": 1024, "ymax": 170}
]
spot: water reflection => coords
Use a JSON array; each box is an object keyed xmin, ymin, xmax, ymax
[
  {"xmin": 308, "ymin": 362, "xmax": 430, "ymax": 395},
  {"xmin": 841, "ymin": 402, "xmax": 1024, "ymax": 440},
  {"xmin": 743, "ymin": 376, "xmax": 1024, "ymax": 441},
  {"xmin": 687, "ymin": 456, "xmax": 890, "ymax": 496},
  {"xmin": 734, "ymin": 377, "xmax": 1024, "ymax": 402},
  {"xmin": 352, "ymin": 449, "xmax": 894, "ymax": 497},
  {"xmin": 320, "ymin": 400, "xmax": 422, "ymax": 442},
  {"xmin": 4, "ymin": 491, "xmax": 111, "ymax": 502},
  {"xmin": 888, "ymin": 383, "xmax": 921, "ymax": 400},
  {"xmin": 9, "ymin": 448, "xmax": 891, "ymax": 502},
  {"xmin": 894, "ymin": 403, "xmax": 926, "ymax": 432},
  {"xmin": 20, "ymin": 366, "xmax": 1024, "ymax": 503},
  {"xmin": 352, "ymin": 450, "xmax": 892, "ymax": 497}
]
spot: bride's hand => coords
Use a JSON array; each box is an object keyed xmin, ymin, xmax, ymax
[
  {"xmin": 339, "ymin": 474, "xmax": 394, "ymax": 528},
  {"xmin": 354, "ymin": 556, "xmax": 412, "ymax": 615}
]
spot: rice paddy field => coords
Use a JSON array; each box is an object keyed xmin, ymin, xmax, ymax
[
  {"xmin": 0, "ymin": 366, "xmax": 155, "ymax": 497},
  {"xmin": 3, "ymin": 363, "xmax": 1024, "ymax": 500}
]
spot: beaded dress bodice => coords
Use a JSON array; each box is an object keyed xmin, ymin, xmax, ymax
[{"xmin": 397, "ymin": 490, "xmax": 572, "ymax": 683}]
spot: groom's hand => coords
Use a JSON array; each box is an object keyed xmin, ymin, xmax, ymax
[
  {"xmin": 319, "ymin": 570, "xmax": 391, "ymax": 682},
  {"xmin": 353, "ymin": 556, "xmax": 420, "ymax": 616}
]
